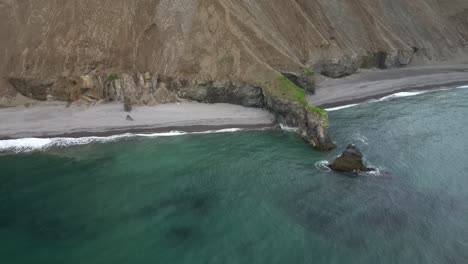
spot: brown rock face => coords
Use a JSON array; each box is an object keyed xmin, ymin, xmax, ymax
[
  {"xmin": 329, "ymin": 144, "xmax": 373, "ymax": 172},
  {"xmin": 1, "ymin": 0, "xmax": 467, "ymax": 150},
  {"xmin": 1, "ymin": 0, "xmax": 467, "ymax": 90}
]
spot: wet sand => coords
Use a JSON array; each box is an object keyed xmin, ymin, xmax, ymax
[
  {"xmin": 309, "ymin": 64, "xmax": 468, "ymax": 108},
  {"xmin": 2, "ymin": 64, "xmax": 468, "ymax": 139},
  {"xmin": 0, "ymin": 102, "xmax": 275, "ymax": 139}
]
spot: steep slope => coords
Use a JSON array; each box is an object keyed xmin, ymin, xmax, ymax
[
  {"xmin": 0, "ymin": 0, "xmax": 467, "ymax": 149},
  {"xmin": 1, "ymin": 0, "xmax": 466, "ymax": 83}
]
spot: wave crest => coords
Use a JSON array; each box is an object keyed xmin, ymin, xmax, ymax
[
  {"xmin": 0, "ymin": 128, "xmax": 244, "ymax": 154},
  {"xmin": 315, "ymin": 160, "xmax": 331, "ymax": 171}
]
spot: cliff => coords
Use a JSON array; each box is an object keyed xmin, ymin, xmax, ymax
[{"xmin": 1, "ymin": 0, "xmax": 467, "ymax": 149}]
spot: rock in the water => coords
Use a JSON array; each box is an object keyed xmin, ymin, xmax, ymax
[
  {"xmin": 329, "ymin": 144, "xmax": 373, "ymax": 172},
  {"xmin": 126, "ymin": 115, "xmax": 134, "ymax": 121}
]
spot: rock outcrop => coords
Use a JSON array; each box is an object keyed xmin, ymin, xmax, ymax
[
  {"xmin": 123, "ymin": 97, "xmax": 132, "ymax": 112},
  {"xmin": 6, "ymin": 73, "xmax": 264, "ymax": 108},
  {"xmin": 329, "ymin": 144, "xmax": 374, "ymax": 172},
  {"xmin": 264, "ymin": 93, "xmax": 335, "ymax": 150},
  {"xmin": 168, "ymin": 80, "xmax": 264, "ymax": 108},
  {"xmin": 282, "ymin": 72, "xmax": 316, "ymax": 94}
]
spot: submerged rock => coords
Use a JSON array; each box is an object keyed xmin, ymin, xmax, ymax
[{"xmin": 329, "ymin": 144, "xmax": 374, "ymax": 172}]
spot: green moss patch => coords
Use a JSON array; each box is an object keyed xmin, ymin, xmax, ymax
[
  {"xmin": 107, "ymin": 73, "xmax": 120, "ymax": 81},
  {"xmin": 264, "ymin": 75, "xmax": 327, "ymax": 116},
  {"xmin": 277, "ymin": 76, "xmax": 308, "ymax": 104},
  {"xmin": 304, "ymin": 67, "xmax": 314, "ymax": 77},
  {"xmin": 308, "ymin": 105, "xmax": 328, "ymax": 116}
]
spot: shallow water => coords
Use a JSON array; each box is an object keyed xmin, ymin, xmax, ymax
[{"xmin": 1, "ymin": 87, "xmax": 468, "ymax": 263}]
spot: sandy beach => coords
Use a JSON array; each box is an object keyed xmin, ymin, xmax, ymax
[
  {"xmin": 0, "ymin": 102, "xmax": 275, "ymax": 139},
  {"xmin": 309, "ymin": 64, "xmax": 468, "ymax": 108},
  {"xmin": 1, "ymin": 65, "xmax": 468, "ymax": 139}
]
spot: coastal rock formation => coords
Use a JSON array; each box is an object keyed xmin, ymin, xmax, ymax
[
  {"xmin": 329, "ymin": 144, "xmax": 374, "ymax": 172},
  {"xmin": 282, "ymin": 72, "xmax": 316, "ymax": 94},
  {"xmin": 169, "ymin": 80, "xmax": 264, "ymax": 108},
  {"xmin": 1, "ymin": 0, "xmax": 467, "ymax": 149},
  {"xmin": 264, "ymin": 93, "xmax": 335, "ymax": 150},
  {"xmin": 124, "ymin": 97, "xmax": 132, "ymax": 112}
]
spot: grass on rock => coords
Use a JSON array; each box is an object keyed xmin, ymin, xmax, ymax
[
  {"xmin": 265, "ymin": 75, "xmax": 327, "ymax": 116},
  {"xmin": 304, "ymin": 67, "xmax": 314, "ymax": 77}
]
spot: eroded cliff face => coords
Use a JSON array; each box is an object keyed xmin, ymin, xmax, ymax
[
  {"xmin": 1, "ymin": 0, "xmax": 467, "ymax": 85},
  {"xmin": 1, "ymin": 0, "xmax": 467, "ymax": 149}
]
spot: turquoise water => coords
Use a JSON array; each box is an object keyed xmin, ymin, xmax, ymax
[{"xmin": 1, "ymin": 87, "xmax": 468, "ymax": 263}]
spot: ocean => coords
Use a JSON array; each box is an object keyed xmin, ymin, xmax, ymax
[{"xmin": 1, "ymin": 85, "xmax": 467, "ymax": 263}]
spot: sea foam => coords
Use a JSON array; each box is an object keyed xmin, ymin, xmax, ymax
[
  {"xmin": 0, "ymin": 128, "xmax": 244, "ymax": 154},
  {"xmin": 325, "ymin": 104, "xmax": 359, "ymax": 112},
  {"xmin": 326, "ymin": 84, "xmax": 468, "ymax": 112},
  {"xmin": 279, "ymin": 124, "xmax": 299, "ymax": 132},
  {"xmin": 376, "ymin": 91, "xmax": 428, "ymax": 101}
]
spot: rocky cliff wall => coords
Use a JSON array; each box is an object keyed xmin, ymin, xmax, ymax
[
  {"xmin": 1, "ymin": 0, "xmax": 467, "ymax": 149},
  {"xmin": 1, "ymin": 0, "xmax": 467, "ymax": 90}
]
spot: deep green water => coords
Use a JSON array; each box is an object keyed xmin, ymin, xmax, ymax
[{"xmin": 1, "ymin": 87, "xmax": 468, "ymax": 263}]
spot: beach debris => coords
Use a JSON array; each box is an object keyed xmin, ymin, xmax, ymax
[
  {"xmin": 329, "ymin": 144, "xmax": 374, "ymax": 173},
  {"xmin": 126, "ymin": 115, "xmax": 134, "ymax": 121}
]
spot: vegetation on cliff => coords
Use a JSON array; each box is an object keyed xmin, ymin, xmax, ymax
[
  {"xmin": 266, "ymin": 75, "xmax": 327, "ymax": 116},
  {"xmin": 263, "ymin": 75, "xmax": 335, "ymax": 150}
]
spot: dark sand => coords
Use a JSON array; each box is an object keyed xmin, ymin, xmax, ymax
[
  {"xmin": 0, "ymin": 102, "xmax": 274, "ymax": 139},
  {"xmin": 2, "ymin": 64, "xmax": 468, "ymax": 139},
  {"xmin": 309, "ymin": 64, "xmax": 468, "ymax": 108}
]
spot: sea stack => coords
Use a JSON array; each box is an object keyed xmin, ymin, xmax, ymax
[{"xmin": 329, "ymin": 144, "xmax": 374, "ymax": 173}]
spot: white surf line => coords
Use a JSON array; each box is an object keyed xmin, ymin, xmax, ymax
[
  {"xmin": 279, "ymin": 124, "xmax": 299, "ymax": 133},
  {"xmin": 457, "ymin": 85, "xmax": 468, "ymax": 89},
  {"xmin": 0, "ymin": 128, "xmax": 245, "ymax": 153},
  {"xmin": 375, "ymin": 91, "xmax": 428, "ymax": 102},
  {"xmin": 325, "ymin": 104, "xmax": 359, "ymax": 112}
]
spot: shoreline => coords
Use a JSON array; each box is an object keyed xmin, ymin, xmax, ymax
[
  {"xmin": 309, "ymin": 64, "xmax": 468, "ymax": 108},
  {"xmin": 0, "ymin": 102, "xmax": 275, "ymax": 140},
  {"xmin": 318, "ymin": 80, "xmax": 468, "ymax": 109},
  {"xmin": 0, "ymin": 123, "xmax": 274, "ymax": 141},
  {"xmin": 1, "ymin": 64, "xmax": 468, "ymax": 143}
]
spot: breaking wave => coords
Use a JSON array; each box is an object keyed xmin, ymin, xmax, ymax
[
  {"xmin": 375, "ymin": 91, "xmax": 428, "ymax": 101},
  {"xmin": 326, "ymin": 83, "xmax": 468, "ymax": 112},
  {"xmin": 325, "ymin": 104, "xmax": 359, "ymax": 112},
  {"xmin": 279, "ymin": 124, "xmax": 299, "ymax": 133},
  {"xmin": 0, "ymin": 128, "xmax": 244, "ymax": 154},
  {"xmin": 315, "ymin": 160, "xmax": 331, "ymax": 171}
]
